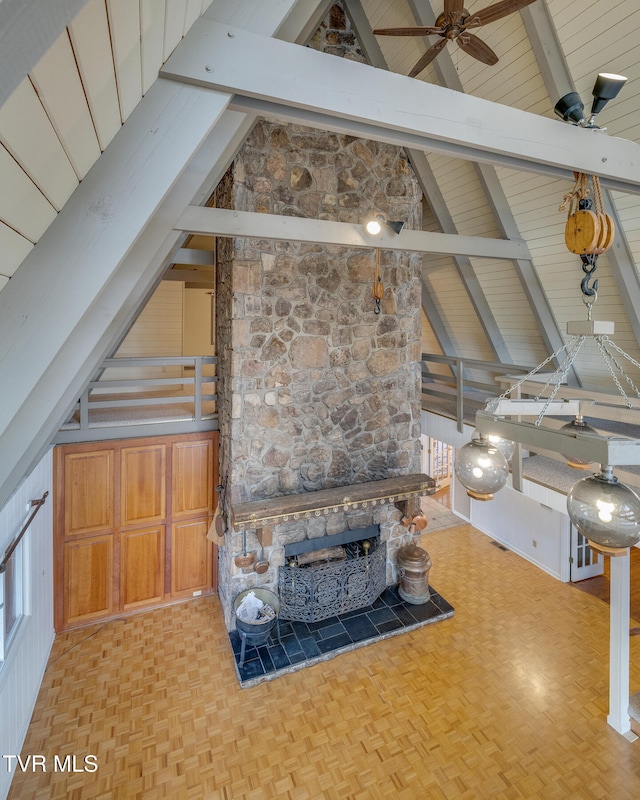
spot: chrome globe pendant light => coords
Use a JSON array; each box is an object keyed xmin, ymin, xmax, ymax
[
  {"xmin": 567, "ymin": 466, "xmax": 640, "ymax": 552},
  {"xmin": 560, "ymin": 415, "xmax": 598, "ymax": 469},
  {"xmin": 454, "ymin": 431, "xmax": 509, "ymax": 501}
]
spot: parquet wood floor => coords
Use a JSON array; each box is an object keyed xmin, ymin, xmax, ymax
[
  {"xmin": 9, "ymin": 524, "xmax": 640, "ymax": 800},
  {"xmin": 572, "ymin": 546, "xmax": 640, "ymax": 626}
]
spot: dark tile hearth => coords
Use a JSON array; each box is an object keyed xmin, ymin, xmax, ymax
[{"xmin": 229, "ymin": 585, "xmax": 454, "ymax": 687}]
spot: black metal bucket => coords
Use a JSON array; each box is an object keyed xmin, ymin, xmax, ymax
[{"xmin": 233, "ymin": 588, "xmax": 281, "ymax": 666}]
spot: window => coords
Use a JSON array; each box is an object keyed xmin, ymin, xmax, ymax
[{"xmin": 0, "ymin": 538, "xmax": 25, "ymax": 664}]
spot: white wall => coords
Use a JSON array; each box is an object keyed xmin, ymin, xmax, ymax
[
  {"xmin": 423, "ymin": 410, "xmax": 571, "ymax": 581},
  {"xmin": 0, "ymin": 450, "xmax": 54, "ymax": 800}
]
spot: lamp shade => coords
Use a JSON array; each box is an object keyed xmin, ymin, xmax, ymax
[
  {"xmin": 474, "ymin": 429, "xmax": 515, "ymax": 462},
  {"xmin": 567, "ymin": 468, "xmax": 640, "ymax": 550},
  {"xmin": 560, "ymin": 416, "xmax": 598, "ymax": 469},
  {"xmin": 590, "ymin": 72, "xmax": 627, "ymax": 116},
  {"xmin": 554, "ymin": 91, "xmax": 585, "ymax": 124},
  {"xmin": 454, "ymin": 436, "xmax": 509, "ymax": 501}
]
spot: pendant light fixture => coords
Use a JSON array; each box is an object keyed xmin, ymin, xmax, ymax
[
  {"xmin": 464, "ymin": 166, "xmax": 640, "ymax": 553},
  {"xmin": 560, "ymin": 415, "xmax": 598, "ymax": 469},
  {"xmin": 567, "ymin": 466, "xmax": 640, "ymax": 552},
  {"xmin": 454, "ymin": 431, "xmax": 509, "ymax": 501}
]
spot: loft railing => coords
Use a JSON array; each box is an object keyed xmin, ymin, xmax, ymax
[
  {"xmin": 421, "ymin": 353, "xmax": 532, "ymax": 432},
  {"xmin": 55, "ymin": 355, "xmax": 218, "ymax": 443}
]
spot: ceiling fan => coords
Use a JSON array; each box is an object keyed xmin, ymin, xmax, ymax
[{"xmin": 373, "ymin": 0, "xmax": 537, "ymax": 78}]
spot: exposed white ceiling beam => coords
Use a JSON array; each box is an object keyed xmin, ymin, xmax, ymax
[
  {"xmin": 160, "ymin": 19, "xmax": 640, "ymax": 193},
  {"xmin": 165, "ymin": 267, "xmax": 214, "ymax": 282},
  {"xmin": 0, "ymin": 0, "xmax": 90, "ymax": 108},
  {"xmin": 172, "ymin": 247, "xmax": 215, "ymax": 266},
  {"xmin": 175, "ymin": 206, "xmax": 528, "ymax": 260}
]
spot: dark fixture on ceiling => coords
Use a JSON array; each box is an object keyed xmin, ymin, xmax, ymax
[
  {"xmin": 554, "ymin": 73, "xmax": 627, "ymax": 129},
  {"xmin": 372, "ymin": 0, "xmax": 538, "ymax": 77}
]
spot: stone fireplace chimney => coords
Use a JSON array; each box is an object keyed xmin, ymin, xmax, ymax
[{"xmin": 214, "ymin": 3, "xmax": 426, "ymax": 629}]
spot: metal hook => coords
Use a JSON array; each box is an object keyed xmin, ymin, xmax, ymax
[
  {"xmin": 374, "ymin": 297, "xmax": 381, "ymax": 315},
  {"xmin": 580, "ymin": 253, "xmax": 599, "ymax": 298}
]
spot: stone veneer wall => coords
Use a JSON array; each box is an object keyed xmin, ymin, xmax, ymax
[{"xmin": 215, "ymin": 2, "xmax": 425, "ymax": 627}]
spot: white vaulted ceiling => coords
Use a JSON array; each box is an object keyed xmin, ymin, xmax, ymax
[
  {"xmin": 2, "ymin": 0, "xmax": 640, "ymax": 508},
  {"xmin": 0, "ymin": 0, "xmax": 216, "ymax": 288}
]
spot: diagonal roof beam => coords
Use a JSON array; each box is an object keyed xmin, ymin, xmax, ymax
[
  {"xmin": 405, "ymin": 0, "xmax": 577, "ymax": 385},
  {"xmin": 521, "ymin": 1, "xmax": 640, "ymax": 348},
  {"xmin": 344, "ymin": 0, "xmax": 510, "ymax": 362},
  {"xmin": 0, "ymin": 0, "xmax": 328, "ymax": 510}
]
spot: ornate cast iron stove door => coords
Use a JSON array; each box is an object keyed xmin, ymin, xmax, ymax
[{"xmin": 278, "ymin": 541, "xmax": 387, "ymax": 623}]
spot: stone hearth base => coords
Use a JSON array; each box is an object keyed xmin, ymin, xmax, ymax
[{"xmin": 229, "ymin": 585, "xmax": 454, "ymax": 687}]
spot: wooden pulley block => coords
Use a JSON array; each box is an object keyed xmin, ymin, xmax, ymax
[
  {"xmin": 565, "ymin": 209, "xmax": 601, "ymax": 255},
  {"xmin": 597, "ymin": 212, "xmax": 615, "ymax": 253}
]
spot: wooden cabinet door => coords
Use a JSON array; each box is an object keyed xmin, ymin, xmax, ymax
[
  {"xmin": 63, "ymin": 450, "xmax": 113, "ymax": 535},
  {"xmin": 172, "ymin": 438, "xmax": 214, "ymax": 518},
  {"xmin": 63, "ymin": 534, "xmax": 114, "ymax": 626},
  {"xmin": 171, "ymin": 519, "xmax": 213, "ymax": 598},
  {"xmin": 120, "ymin": 443, "xmax": 166, "ymax": 526},
  {"xmin": 121, "ymin": 526, "xmax": 165, "ymax": 610}
]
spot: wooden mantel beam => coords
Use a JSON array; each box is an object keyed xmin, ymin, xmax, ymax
[{"xmin": 230, "ymin": 473, "xmax": 437, "ymax": 531}]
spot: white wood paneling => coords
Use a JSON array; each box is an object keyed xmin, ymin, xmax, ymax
[
  {"xmin": 0, "ymin": 145, "xmax": 57, "ymax": 242},
  {"xmin": 0, "ymin": 77, "xmax": 78, "ymax": 211},
  {"xmin": 0, "ymin": 224, "xmax": 33, "ymax": 280},
  {"xmin": 470, "ymin": 482, "xmax": 569, "ymax": 581},
  {"xmin": 472, "ymin": 257, "xmax": 547, "ymax": 368},
  {"xmin": 0, "ymin": 450, "xmax": 54, "ymax": 800},
  {"xmin": 185, "ymin": 0, "xmax": 202, "ymax": 33},
  {"xmin": 107, "ymin": 0, "xmax": 143, "ymax": 122},
  {"xmin": 421, "ymin": 309, "xmax": 441, "ymax": 357},
  {"xmin": 423, "ymin": 258, "xmax": 495, "ymax": 361},
  {"xmin": 426, "ymin": 153, "xmax": 501, "ymax": 238},
  {"xmin": 164, "ymin": 0, "xmax": 188, "ymax": 61},
  {"xmin": 116, "ymin": 281, "xmax": 184, "ymax": 358},
  {"xmin": 107, "ymin": 281, "xmax": 184, "ymax": 382},
  {"xmin": 68, "ymin": 0, "xmax": 122, "ymax": 148},
  {"xmin": 30, "ymin": 30, "xmax": 101, "ymax": 180},
  {"xmin": 140, "ymin": 0, "xmax": 167, "ymax": 95}
]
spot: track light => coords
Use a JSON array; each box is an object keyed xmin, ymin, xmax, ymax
[
  {"xmin": 365, "ymin": 212, "xmax": 405, "ymax": 236},
  {"xmin": 554, "ymin": 73, "xmax": 627, "ymax": 129}
]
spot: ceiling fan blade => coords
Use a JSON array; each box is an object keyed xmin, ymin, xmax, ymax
[
  {"xmin": 466, "ymin": 0, "xmax": 537, "ymax": 28},
  {"xmin": 373, "ymin": 26, "xmax": 444, "ymax": 37},
  {"xmin": 444, "ymin": 0, "xmax": 465, "ymax": 14},
  {"xmin": 457, "ymin": 33, "xmax": 499, "ymax": 65},
  {"xmin": 408, "ymin": 39, "xmax": 448, "ymax": 78}
]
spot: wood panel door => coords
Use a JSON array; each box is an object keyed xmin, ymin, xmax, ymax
[
  {"xmin": 171, "ymin": 519, "xmax": 212, "ymax": 598},
  {"xmin": 63, "ymin": 449, "xmax": 114, "ymax": 535},
  {"xmin": 120, "ymin": 443, "xmax": 166, "ymax": 526},
  {"xmin": 63, "ymin": 534, "xmax": 114, "ymax": 625},
  {"xmin": 121, "ymin": 525, "xmax": 165, "ymax": 609},
  {"xmin": 172, "ymin": 437, "xmax": 213, "ymax": 518}
]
